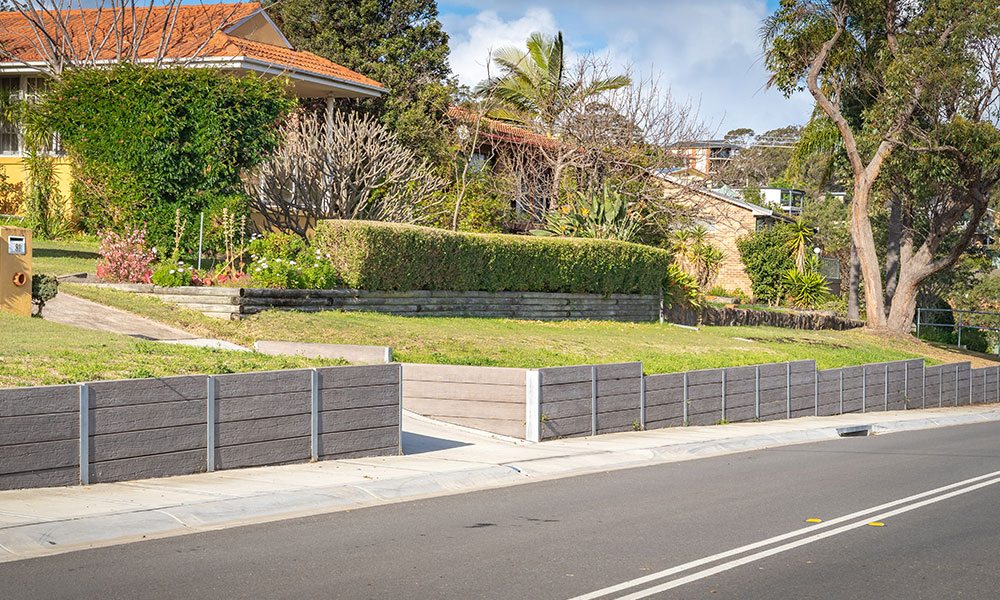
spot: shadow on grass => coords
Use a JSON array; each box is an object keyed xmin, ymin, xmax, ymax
[{"xmin": 33, "ymin": 247, "xmax": 100, "ymax": 260}]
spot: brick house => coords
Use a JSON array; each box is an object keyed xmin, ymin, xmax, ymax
[{"xmin": 657, "ymin": 174, "xmax": 790, "ymax": 296}]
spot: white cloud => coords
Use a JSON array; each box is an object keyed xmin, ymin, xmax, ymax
[
  {"xmin": 439, "ymin": 1, "xmax": 814, "ymax": 133},
  {"xmin": 444, "ymin": 8, "xmax": 561, "ymax": 89}
]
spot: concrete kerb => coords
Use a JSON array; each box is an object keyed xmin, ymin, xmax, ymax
[{"xmin": 2, "ymin": 406, "xmax": 999, "ymax": 563}]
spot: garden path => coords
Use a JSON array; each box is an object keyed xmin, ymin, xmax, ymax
[{"xmin": 43, "ymin": 292, "xmax": 248, "ymax": 351}]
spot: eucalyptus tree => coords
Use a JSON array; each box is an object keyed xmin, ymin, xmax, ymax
[{"xmin": 763, "ymin": 0, "xmax": 1000, "ymax": 333}]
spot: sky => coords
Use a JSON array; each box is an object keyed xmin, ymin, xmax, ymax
[{"xmin": 437, "ymin": 0, "xmax": 814, "ymax": 138}]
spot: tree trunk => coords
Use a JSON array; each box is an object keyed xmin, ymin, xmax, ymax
[
  {"xmin": 885, "ymin": 273, "xmax": 920, "ymax": 333},
  {"xmin": 847, "ymin": 241, "xmax": 860, "ymax": 320},
  {"xmin": 884, "ymin": 195, "xmax": 901, "ymax": 315},
  {"xmin": 851, "ymin": 180, "xmax": 887, "ymax": 329}
]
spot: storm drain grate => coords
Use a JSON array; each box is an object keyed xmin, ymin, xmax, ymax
[{"xmin": 836, "ymin": 425, "xmax": 872, "ymax": 437}]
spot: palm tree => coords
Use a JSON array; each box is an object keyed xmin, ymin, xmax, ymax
[
  {"xmin": 478, "ymin": 32, "xmax": 630, "ymax": 137},
  {"xmin": 785, "ymin": 220, "xmax": 815, "ymax": 272}
]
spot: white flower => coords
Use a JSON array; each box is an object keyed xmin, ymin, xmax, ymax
[
  {"xmin": 313, "ymin": 263, "xmax": 319, "ymax": 267},
  {"xmin": 289, "ymin": 260, "xmax": 296, "ymax": 265},
  {"xmin": 178, "ymin": 268, "xmax": 184, "ymax": 272},
  {"xmin": 255, "ymin": 268, "xmax": 261, "ymax": 272},
  {"xmin": 169, "ymin": 269, "xmax": 175, "ymax": 274},
  {"xmin": 325, "ymin": 253, "xmax": 331, "ymax": 258},
  {"xmin": 152, "ymin": 247, "xmax": 158, "ymax": 254}
]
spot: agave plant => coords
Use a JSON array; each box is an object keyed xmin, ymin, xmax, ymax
[{"xmin": 531, "ymin": 185, "xmax": 648, "ymax": 243}]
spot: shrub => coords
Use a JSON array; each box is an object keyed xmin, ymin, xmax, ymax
[
  {"xmin": 248, "ymin": 232, "xmax": 306, "ymax": 262},
  {"xmin": 95, "ymin": 227, "xmax": 155, "ymax": 282},
  {"xmin": 736, "ymin": 225, "xmax": 796, "ymax": 304},
  {"xmin": 246, "ymin": 232, "xmax": 338, "ymax": 289},
  {"xmin": 31, "ymin": 273, "xmax": 58, "ymax": 316},
  {"xmin": 663, "ymin": 264, "xmax": 701, "ymax": 309},
  {"xmin": 34, "ymin": 63, "xmax": 295, "ymax": 251},
  {"xmin": 781, "ymin": 269, "xmax": 831, "ymax": 308},
  {"xmin": 313, "ymin": 220, "xmax": 673, "ymax": 295},
  {"xmin": 151, "ymin": 262, "xmax": 195, "ymax": 287}
]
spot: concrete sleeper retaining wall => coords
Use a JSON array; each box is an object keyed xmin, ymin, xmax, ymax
[
  {"xmin": 0, "ymin": 364, "xmax": 401, "ymax": 491},
  {"xmin": 517, "ymin": 358, "xmax": 985, "ymax": 441}
]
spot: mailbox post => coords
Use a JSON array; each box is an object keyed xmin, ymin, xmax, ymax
[{"xmin": 0, "ymin": 226, "xmax": 32, "ymax": 317}]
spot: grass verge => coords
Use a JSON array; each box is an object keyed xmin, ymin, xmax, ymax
[
  {"xmin": 2, "ymin": 311, "xmax": 344, "ymax": 387},
  {"xmin": 62, "ymin": 283, "xmax": 1000, "ymax": 373}
]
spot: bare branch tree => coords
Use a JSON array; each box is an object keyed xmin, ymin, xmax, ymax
[
  {"xmin": 1, "ymin": 0, "xmax": 246, "ymax": 79},
  {"xmin": 247, "ymin": 109, "xmax": 445, "ymax": 238}
]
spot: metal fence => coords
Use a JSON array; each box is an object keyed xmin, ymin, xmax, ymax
[{"xmin": 916, "ymin": 307, "xmax": 1000, "ymax": 355}]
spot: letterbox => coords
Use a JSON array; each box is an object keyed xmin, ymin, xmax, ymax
[{"xmin": 0, "ymin": 226, "xmax": 32, "ymax": 317}]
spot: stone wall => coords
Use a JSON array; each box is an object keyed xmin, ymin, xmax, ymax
[{"xmin": 664, "ymin": 304, "xmax": 865, "ymax": 331}]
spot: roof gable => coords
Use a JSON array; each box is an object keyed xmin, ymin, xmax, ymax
[{"xmin": 0, "ymin": 3, "xmax": 384, "ymax": 93}]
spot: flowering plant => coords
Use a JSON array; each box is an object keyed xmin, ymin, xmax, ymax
[
  {"xmin": 95, "ymin": 227, "xmax": 156, "ymax": 282},
  {"xmin": 247, "ymin": 234, "xmax": 339, "ymax": 289},
  {"xmin": 151, "ymin": 261, "xmax": 194, "ymax": 287}
]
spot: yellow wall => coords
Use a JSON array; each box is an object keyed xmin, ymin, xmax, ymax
[{"xmin": 0, "ymin": 156, "xmax": 75, "ymax": 216}]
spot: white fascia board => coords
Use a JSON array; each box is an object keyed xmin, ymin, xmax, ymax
[
  {"xmin": 0, "ymin": 56, "xmax": 387, "ymax": 98},
  {"xmin": 232, "ymin": 56, "xmax": 386, "ymax": 97}
]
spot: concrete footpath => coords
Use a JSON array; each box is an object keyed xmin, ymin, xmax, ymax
[
  {"xmin": 2, "ymin": 405, "xmax": 999, "ymax": 563},
  {"xmin": 42, "ymin": 293, "xmax": 247, "ymax": 351}
]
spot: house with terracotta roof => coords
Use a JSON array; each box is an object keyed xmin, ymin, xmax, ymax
[{"xmin": 0, "ymin": 2, "xmax": 384, "ymax": 201}]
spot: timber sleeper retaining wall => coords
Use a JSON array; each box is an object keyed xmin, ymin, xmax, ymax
[
  {"xmin": 79, "ymin": 282, "xmax": 660, "ymax": 322},
  {"xmin": 0, "ymin": 364, "xmax": 401, "ymax": 491}
]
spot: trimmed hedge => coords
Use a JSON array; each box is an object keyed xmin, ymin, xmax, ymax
[{"xmin": 313, "ymin": 220, "xmax": 673, "ymax": 295}]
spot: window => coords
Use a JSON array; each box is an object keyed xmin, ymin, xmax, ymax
[{"xmin": 0, "ymin": 76, "xmax": 18, "ymax": 154}]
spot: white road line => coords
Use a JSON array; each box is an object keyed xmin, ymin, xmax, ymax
[
  {"xmin": 567, "ymin": 469, "xmax": 1000, "ymax": 600},
  {"xmin": 613, "ymin": 475, "xmax": 1000, "ymax": 600}
]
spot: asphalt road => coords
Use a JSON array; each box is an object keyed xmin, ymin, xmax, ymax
[{"xmin": 4, "ymin": 422, "xmax": 1000, "ymax": 599}]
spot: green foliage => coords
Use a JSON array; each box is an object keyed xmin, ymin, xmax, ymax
[
  {"xmin": 23, "ymin": 152, "xmax": 69, "ymax": 240},
  {"xmin": 444, "ymin": 170, "xmax": 516, "ymax": 233},
  {"xmin": 663, "ymin": 263, "xmax": 701, "ymax": 310},
  {"xmin": 246, "ymin": 232, "xmax": 338, "ymax": 289},
  {"xmin": 478, "ymin": 31, "xmax": 629, "ymax": 133},
  {"xmin": 314, "ymin": 220, "xmax": 674, "ymax": 295},
  {"xmin": 30, "ymin": 273, "xmax": 58, "ymax": 316},
  {"xmin": 275, "ymin": 0, "xmax": 453, "ymax": 163},
  {"xmin": 669, "ymin": 226, "xmax": 725, "ymax": 289},
  {"xmin": 34, "ymin": 64, "xmax": 295, "ymax": 250},
  {"xmin": 247, "ymin": 232, "xmax": 307, "ymax": 262},
  {"xmin": 736, "ymin": 225, "xmax": 796, "ymax": 304},
  {"xmin": 531, "ymin": 186, "xmax": 648, "ymax": 243},
  {"xmin": 781, "ymin": 269, "xmax": 831, "ymax": 309},
  {"xmin": 785, "ymin": 219, "xmax": 816, "ymax": 272},
  {"xmin": 151, "ymin": 262, "xmax": 195, "ymax": 287}
]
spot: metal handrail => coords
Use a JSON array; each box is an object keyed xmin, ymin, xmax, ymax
[{"xmin": 916, "ymin": 307, "xmax": 1000, "ymax": 355}]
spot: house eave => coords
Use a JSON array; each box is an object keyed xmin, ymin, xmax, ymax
[{"xmin": 0, "ymin": 55, "xmax": 386, "ymax": 98}]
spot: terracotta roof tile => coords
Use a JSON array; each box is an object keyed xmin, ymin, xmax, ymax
[
  {"xmin": 0, "ymin": 2, "xmax": 383, "ymax": 90},
  {"xmin": 448, "ymin": 106, "xmax": 561, "ymax": 150}
]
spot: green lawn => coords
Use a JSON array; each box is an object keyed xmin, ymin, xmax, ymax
[
  {"xmin": 63, "ymin": 283, "xmax": 1000, "ymax": 374},
  {"xmin": 32, "ymin": 239, "xmax": 100, "ymax": 276},
  {"xmin": 1, "ymin": 311, "xmax": 345, "ymax": 387}
]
